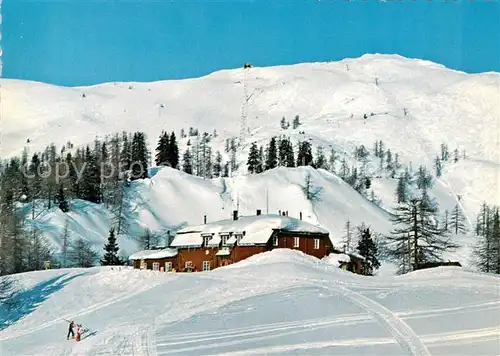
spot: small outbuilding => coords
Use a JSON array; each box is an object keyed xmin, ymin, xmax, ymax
[{"xmin": 128, "ymin": 248, "xmax": 178, "ymax": 272}]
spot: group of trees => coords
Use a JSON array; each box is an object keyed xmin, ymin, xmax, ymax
[
  {"xmin": 246, "ymin": 136, "xmax": 338, "ymax": 174},
  {"xmin": 279, "ymin": 115, "xmax": 301, "ymax": 130},
  {"xmin": 385, "ymin": 187, "xmax": 462, "ymax": 274},
  {"xmin": 434, "ymin": 143, "xmax": 467, "ymax": 177},
  {"xmin": 0, "ymin": 130, "xmax": 153, "ymax": 275},
  {"xmin": 473, "ymin": 203, "xmax": 500, "ymax": 274},
  {"xmin": 155, "ymin": 131, "xmax": 179, "ymax": 168},
  {"xmin": 181, "ymin": 131, "xmax": 225, "ymax": 178},
  {"xmin": 341, "ymin": 221, "xmax": 381, "ymax": 276}
]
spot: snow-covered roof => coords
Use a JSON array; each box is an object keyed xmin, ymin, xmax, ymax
[
  {"xmin": 128, "ymin": 248, "xmax": 178, "ymax": 260},
  {"xmin": 323, "ymin": 253, "xmax": 351, "ymax": 268},
  {"xmin": 170, "ymin": 214, "xmax": 329, "ymax": 247},
  {"xmin": 170, "ymin": 232, "xmax": 203, "ymax": 248}
]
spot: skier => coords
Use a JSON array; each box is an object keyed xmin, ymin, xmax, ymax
[{"xmin": 67, "ymin": 320, "xmax": 75, "ymax": 340}]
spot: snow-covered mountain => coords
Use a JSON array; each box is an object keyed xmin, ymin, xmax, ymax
[
  {"xmin": 1, "ymin": 54, "xmax": 499, "ymax": 266},
  {"xmin": 1, "ymin": 249, "xmax": 499, "ymax": 355}
]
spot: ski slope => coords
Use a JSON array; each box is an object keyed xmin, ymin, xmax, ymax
[
  {"xmin": 1, "ymin": 54, "xmax": 499, "ymax": 266},
  {"xmin": 1, "ymin": 249, "xmax": 499, "ymax": 356}
]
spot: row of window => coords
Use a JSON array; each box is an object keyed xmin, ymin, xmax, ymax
[
  {"xmin": 145, "ymin": 260, "xmax": 212, "ymax": 272},
  {"xmin": 272, "ymin": 237, "xmax": 320, "ymax": 249},
  {"xmin": 203, "ymin": 234, "xmax": 243, "ymax": 246},
  {"xmin": 142, "ymin": 237, "xmax": 321, "ymax": 272}
]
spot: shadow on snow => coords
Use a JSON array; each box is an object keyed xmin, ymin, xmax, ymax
[{"xmin": 0, "ymin": 272, "xmax": 88, "ymax": 331}]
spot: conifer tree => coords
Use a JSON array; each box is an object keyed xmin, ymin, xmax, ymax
[
  {"xmin": 296, "ymin": 141, "xmax": 313, "ymax": 167},
  {"xmin": 120, "ymin": 132, "xmax": 132, "ymax": 172},
  {"xmin": 168, "ymin": 131, "xmax": 179, "ymax": 169},
  {"xmin": 265, "ymin": 137, "xmax": 278, "ymax": 170},
  {"xmin": 434, "ymin": 156, "xmax": 442, "ymax": 177},
  {"xmin": 130, "ymin": 132, "xmax": 149, "ymax": 180},
  {"xmin": 328, "ymin": 149, "xmax": 338, "ymax": 173},
  {"xmin": 416, "ymin": 165, "xmax": 432, "ymax": 190},
  {"xmin": 356, "ymin": 227, "xmax": 380, "ymax": 275},
  {"xmin": 473, "ymin": 204, "xmax": 500, "ymax": 274},
  {"xmin": 69, "ymin": 238, "xmax": 97, "ymax": 268},
  {"xmin": 57, "ymin": 184, "xmax": 69, "ymax": 213},
  {"xmin": 278, "ymin": 137, "xmax": 288, "ymax": 167},
  {"xmin": 213, "ymin": 151, "xmax": 223, "ymax": 177},
  {"xmin": 100, "ymin": 228, "xmax": 122, "ymax": 265},
  {"xmin": 155, "ymin": 131, "xmax": 170, "ymax": 166},
  {"xmin": 257, "ymin": 146, "xmax": 265, "ymax": 173},
  {"xmin": 182, "ymin": 149, "xmax": 193, "ymax": 174},
  {"xmin": 396, "ymin": 174, "xmax": 408, "ymax": 204},
  {"xmin": 280, "ymin": 117, "xmax": 287, "ymax": 130},
  {"xmin": 441, "ymin": 209, "xmax": 449, "ymax": 232},
  {"xmin": 339, "ymin": 158, "xmax": 349, "ymax": 180},
  {"xmin": 247, "ymin": 143, "xmax": 260, "ymax": 174},
  {"xmin": 450, "ymin": 204, "xmax": 467, "ymax": 235},
  {"xmin": 285, "ymin": 140, "xmax": 295, "ymax": 167},
  {"xmin": 81, "ymin": 146, "xmax": 101, "ymax": 203},
  {"xmin": 314, "ymin": 146, "xmax": 327, "ymax": 169},
  {"xmin": 386, "ymin": 191, "xmax": 459, "ymax": 274}
]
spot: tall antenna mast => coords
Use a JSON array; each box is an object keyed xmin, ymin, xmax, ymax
[{"xmin": 240, "ymin": 63, "xmax": 252, "ymax": 147}]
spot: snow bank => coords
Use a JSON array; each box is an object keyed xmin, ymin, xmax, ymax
[{"xmin": 323, "ymin": 253, "xmax": 351, "ymax": 268}]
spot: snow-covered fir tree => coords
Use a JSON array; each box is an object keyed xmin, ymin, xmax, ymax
[
  {"xmin": 100, "ymin": 228, "xmax": 123, "ymax": 266},
  {"xmin": 356, "ymin": 227, "xmax": 380, "ymax": 275},
  {"xmin": 296, "ymin": 141, "xmax": 313, "ymax": 167},
  {"xmin": 265, "ymin": 137, "xmax": 278, "ymax": 170}
]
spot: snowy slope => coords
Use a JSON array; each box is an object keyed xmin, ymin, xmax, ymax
[
  {"xmin": 1, "ymin": 249, "xmax": 499, "ymax": 356},
  {"xmin": 1, "ymin": 54, "xmax": 499, "ymax": 265},
  {"xmin": 27, "ymin": 166, "xmax": 393, "ymax": 258}
]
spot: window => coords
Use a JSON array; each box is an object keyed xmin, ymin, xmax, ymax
[
  {"xmin": 165, "ymin": 262, "xmax": 172, "ymax": 272},
  {"xmin": 314, "ymin": 239, "xmax": 320, "ymax": 249},
  {"xmin": 203, "ymin": 261, "xmax": 211, "ymax": 271},
  {"xmin": 273, "ymin": 236, "xmax": 278, "ymax": 246},
  {"xmin": 185, "ymin": 261, "xmax": 192, "ymax": 268},
  {"xmin": 294, "ymin": 237, "xmax": 300, "ymax": 248},
  {"xmin": 203, "ymin": 235, "xmax": 211, "ymax": 246},
  {"xmin": 152, "ymin": 262, "xmax": 159, "ymax": 271},
  {"xmin": 140, "ymin": 259, "xmax": 146, "ymax": 270}
]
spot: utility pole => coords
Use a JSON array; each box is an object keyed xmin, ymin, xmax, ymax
[{"xmin": 266, "ymin": 189, "xmax": 269, "ymax": 214}]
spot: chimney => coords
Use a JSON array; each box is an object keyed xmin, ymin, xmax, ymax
[
  {"xmin": 256, "ymin": 209, "xmax": 261, "ymax": 216},
  {"xmin": 233, "ymin": 210, "xmax": 238, "ymax": 221},
  {"xmin": 204, "ymin": 215, "xmax": 207, "ymax": 224},
  {"xmin": 299, "ymin": 212, "xmax": 302, "ymax": 220}
]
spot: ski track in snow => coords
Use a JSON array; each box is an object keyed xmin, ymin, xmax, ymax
[{"xmin": 1, "ymin": 253, "xmax": 499, "ymax": 356}]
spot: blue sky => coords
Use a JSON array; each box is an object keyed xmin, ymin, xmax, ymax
[{"xmin": 3, "ymin": 0, "xmax": 499, "ymax": 86}]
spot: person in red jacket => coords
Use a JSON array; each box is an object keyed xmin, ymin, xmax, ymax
[{"xmin": 75, "ymin": 324, "xmax": 85, "ymax": 342}]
